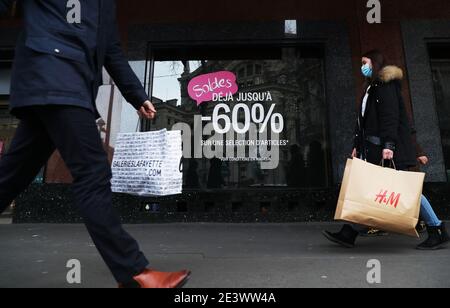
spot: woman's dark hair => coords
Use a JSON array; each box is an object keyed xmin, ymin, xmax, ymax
[{"xmin": 362, "ymin": 49, "xmax": 386, "ymax": 82}]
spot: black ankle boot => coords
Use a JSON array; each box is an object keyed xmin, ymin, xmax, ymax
[
  {"xmin": 417, "ymin": 222, "xmax": 450, "ymax": 250},
  {"xmin": 323, "ymin": 224, "xmax": 359, "ymax": 248}
]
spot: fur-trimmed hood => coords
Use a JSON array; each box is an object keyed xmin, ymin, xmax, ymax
[{"xmin": 378, "ymin": 65, "xmax": 404, "ymax": 83}]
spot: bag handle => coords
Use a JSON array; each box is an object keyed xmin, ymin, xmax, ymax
[{"xmin": 380, "ymin": 159, "xmax": 397, "ymax": 170}]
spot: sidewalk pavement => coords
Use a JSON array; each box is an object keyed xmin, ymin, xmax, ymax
[{"xmin": 0, "ymin": 223, "xmax": 449, "ymax": 288}]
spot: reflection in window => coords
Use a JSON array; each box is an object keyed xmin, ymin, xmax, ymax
[
  {"xmin": 430, "ymin": 45, "xmax": 450, "ymax": 181},
  {"xmin": 148, "ymin": 46, "xmax": 331, "ymax": 190},
  {"xmin": 0, "ymin": 48, "xmax": 19, "ymax": 156}
]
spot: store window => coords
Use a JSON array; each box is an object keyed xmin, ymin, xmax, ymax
[
  {"xmin": 430, "ymin": 44, "xmax": 450, "ymax": 181},
  {"xmin": 0, "ymin": 48, "xmax": 18, "ymax": 157},
  {"xmin": 145, "ymin": 44, "xmax": 331, "ymax": 190}
]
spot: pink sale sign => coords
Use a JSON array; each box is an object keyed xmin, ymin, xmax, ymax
[{"xmin": 188, "ymin": 71, "xmax": 239, "ymax": 106}]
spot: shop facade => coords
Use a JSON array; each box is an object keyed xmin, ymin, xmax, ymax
[{"xmin": 0, "ymin": 0, "xmax": 449, "ymax": 222}]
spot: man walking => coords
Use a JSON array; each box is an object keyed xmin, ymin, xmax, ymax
[{"xmin": 0, "ymin": 0, "xmax": 190, "ymax": 288}]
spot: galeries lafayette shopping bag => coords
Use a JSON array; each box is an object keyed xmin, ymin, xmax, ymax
[
  {"xmin": 335, "ymin": 158, "xmax": 425, "ymax": 237},
  {"xmin": 111, "ymin": 129, "xmax": 183, "ymax": 196}
]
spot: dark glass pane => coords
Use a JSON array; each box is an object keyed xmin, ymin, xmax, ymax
[{"xmin": 430, "ymin": 46, "xmax": 450, "ymax": 181}]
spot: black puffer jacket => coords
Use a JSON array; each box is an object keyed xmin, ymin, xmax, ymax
[{"xmin": 353, "ymin": 65, "xmax": 416, "ymax": 170}]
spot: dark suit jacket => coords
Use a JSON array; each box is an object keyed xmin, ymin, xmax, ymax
[{"xmin": 0, "ymin": 0, "xmax": 148, "ymax": 115}]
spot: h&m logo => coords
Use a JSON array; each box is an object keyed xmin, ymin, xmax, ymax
[{"xmin": 375, "ymin": 190, "xmax": 401, "ymax": 208}]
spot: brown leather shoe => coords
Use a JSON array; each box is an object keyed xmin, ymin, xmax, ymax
[{"xmin": 120, "ymin": 269, "xmax": 191, "ymax": 289}]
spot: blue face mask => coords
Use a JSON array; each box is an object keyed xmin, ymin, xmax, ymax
[{"xmin": 361, "ymin": 63, "xmax": 373, "ymax": 78}]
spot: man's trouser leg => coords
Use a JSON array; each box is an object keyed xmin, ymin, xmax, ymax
[
  {"xmin": 0, "ymin": 114, "xmax": 55, "ymax": 214},
  {"xmin": 36, "ymin": 106, "xmax": 148, "ymax": 283}
]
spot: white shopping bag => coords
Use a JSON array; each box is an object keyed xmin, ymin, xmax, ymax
[{"xmin": 111, "ymin": 129, "xmax": 183, "ymax": 196}]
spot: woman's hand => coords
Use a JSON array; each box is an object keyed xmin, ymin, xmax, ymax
[
  {"xmin": 351, "ymin": 148, "xmax": 357, "ymax": 158},
  {"xmin": 383, "ymin": 149, "xmax": 394, "ymax": 160},
  {"xmin": 417, "ymin": 156, "xmax": 429, "ymax": 166}
]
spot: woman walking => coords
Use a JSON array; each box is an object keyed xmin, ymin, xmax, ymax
[{"xmin": 323, "ymin": 50, "xmax": 449, "ymax": 250}]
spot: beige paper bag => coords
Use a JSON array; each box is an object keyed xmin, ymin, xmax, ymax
[
  {"xmin": 335, "ymin": 159, "xmax": 354, "ymax": 221},
  {"xmin": 335, "ymin": 158, "xmax": 425, "ymax": 237}
]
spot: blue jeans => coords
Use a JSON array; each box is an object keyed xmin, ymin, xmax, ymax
[{"xmin": 420, "ymin": 195, "xmax": 442, "ymax": 227}]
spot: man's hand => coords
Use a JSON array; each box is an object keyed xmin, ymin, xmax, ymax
[
  {"xmin": 138, "ymin": 101, "xmax": 157, "ymax": 120},
  {"xmin": 351, "ymin": 148, "xmax": 357, "ymax": 158},
  {"xmin": 417, "ymin": 156, "xmax": 429, "ymax": 166},
  {"xmin": 383, "ymin": 149, "xmax": 394, "ymax": 160}
]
